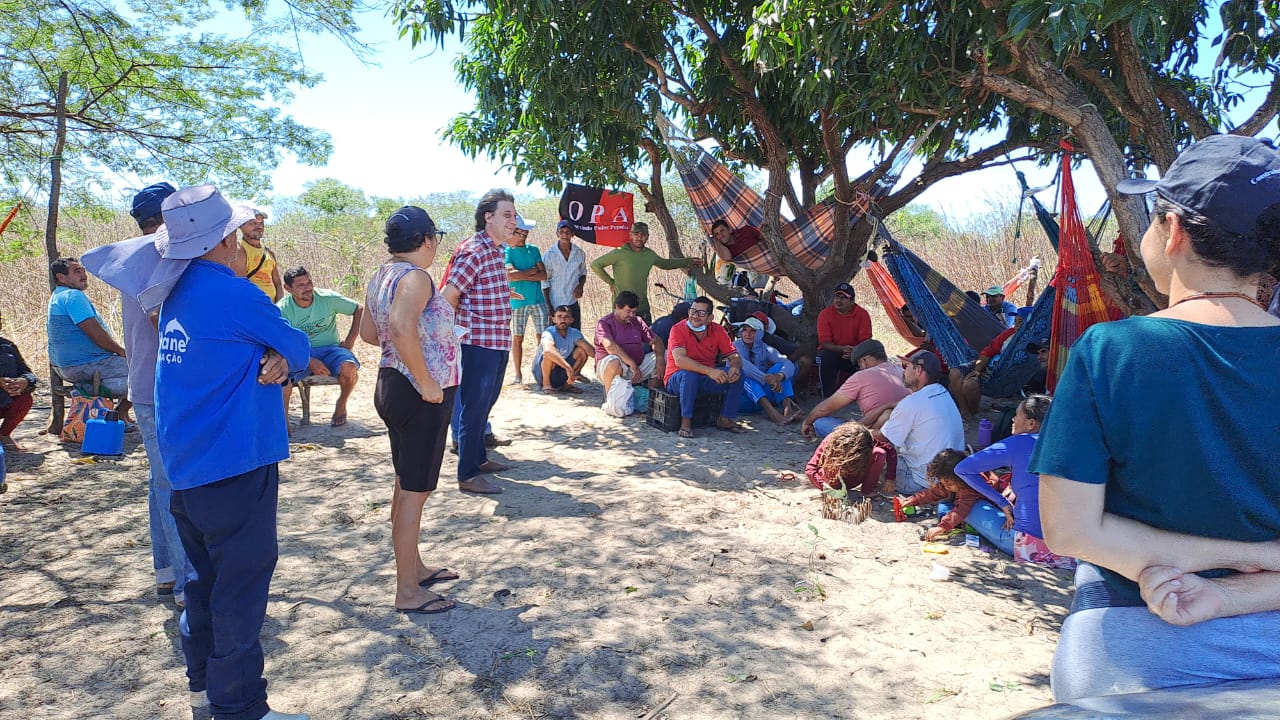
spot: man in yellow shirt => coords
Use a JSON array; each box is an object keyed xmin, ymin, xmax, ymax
[{"xmin": 230, "ymin": 206, "xmax": 283, "ymax": 301}]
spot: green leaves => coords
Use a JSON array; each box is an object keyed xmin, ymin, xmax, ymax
[{"xmin": 0, "ymin": 0, "xmax": 336, "ymax": 198}]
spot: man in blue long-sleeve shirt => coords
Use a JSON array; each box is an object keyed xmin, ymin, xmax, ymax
[{"xmin": 154, "ymin": 185, "xmax": 311, "ymax": 720}]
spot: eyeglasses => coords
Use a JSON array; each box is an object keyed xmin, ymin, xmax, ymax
[
  {"xmin": 688, "ymin": 309, "xmax": 710, "ymax": 317},
  {"xmin": 512, "ymin": 230, "xmax": 528, "ymax": 237}
]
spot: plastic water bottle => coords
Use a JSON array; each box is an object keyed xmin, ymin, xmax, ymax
[
  {"xmin": 977, "ymin": 418, "xmax": 993, "ymax": 449},
  {"xmin": 82, "ymin": 409, "xmax": 125, "ymax": 456}
]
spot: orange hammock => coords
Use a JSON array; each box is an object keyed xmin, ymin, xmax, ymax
[
  {"xmin": 0, "ymin": 202, "xmax": 20, "ymax": 237},
  {"xmin": 1047, "ymin": 141, "xmax": 1125, "ymax": 391},
  {"xmin": 865, "ymin": 260, "xmax": 926, "ymax": 347}
]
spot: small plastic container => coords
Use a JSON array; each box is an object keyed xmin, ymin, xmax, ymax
[
  {"xmin": 977, "ymin": 418, "xmax": 993, "ymax": 448},
  {"xmin": 965, "ymin": 534, "xmax": 981, "ymax": 548},
  {"xmin": 82, "ymin": 409, "xmax": 125, "ymax": 456}
]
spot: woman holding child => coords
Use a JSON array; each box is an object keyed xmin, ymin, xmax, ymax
[
  {"xmin": 1032, "ymin": 136, "xmax": 1280, "ymax": 700},
  {"xmin": 360, "ymin": 206, "xmax": 461, "ymax": 614}
]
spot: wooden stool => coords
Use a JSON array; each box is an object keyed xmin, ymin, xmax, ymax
[{"xmin": 297, "ymin": 375, "xmax": 341, "ymax": 426}]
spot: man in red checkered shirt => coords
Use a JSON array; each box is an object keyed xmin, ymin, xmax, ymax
[{"xmin": 442, "ymin": 189, "xmax": 518, "ymax": 494}]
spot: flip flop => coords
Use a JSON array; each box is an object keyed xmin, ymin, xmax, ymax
[
  {"xmin": 418, "ymin": 568, "xmax": 459, "ymax": 588},
  {"xmin": 330, "ymin": 414, "xmax": 347, "ymax": 427},
  {"xmin": 395, "ymin": 595, "xmax": 455, "ymax": 614},
  {"xmin": 677, "ymin": 427, "xmax": 695, "ymax": 438},
  {"xmin": 718, "ymin": 422, "xmax": 749, "ymax": 434}
]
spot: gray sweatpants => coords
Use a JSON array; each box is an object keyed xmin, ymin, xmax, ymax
[{"xmin": 1053, "ymin": 606, "xmax": 1280, "ymax": 701}]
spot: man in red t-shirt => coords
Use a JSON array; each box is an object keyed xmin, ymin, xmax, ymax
[
  {"xmin": 816, "ymin": 282, "xmax": 872, "ymax": 397},
  {"xmin": 664, "ymin": 296, "xmax": 748, "ymax": 438},
  {"xmin": 709, "ymin": 220, "xmax": 764, "ymax": 262}
]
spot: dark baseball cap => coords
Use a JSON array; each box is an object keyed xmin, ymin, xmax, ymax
[
  {"xmin": 850, "ymin": 338, "xmax": 885, "ymax": 364},
  {"xmin": 557, "ymin": 219, "xmax": 572, "ymax": 230},
  {"xmin": 833, "ymin": 282, "xmax": 854, "ymax": 298},
  {"xmin": 1026, "ymin": 338, "xmax": 1051, "ymax": 353},
  {"xmin": 385, "ymin": 206, "xmax": 436, "ymax": 239},
  {"xmin": 906, "ymin": 349, "xmax": 942, "ymax": 379},
  {"xmin": 1116, "ymin": 134, "xmax": 1280, "ymax": 237}
]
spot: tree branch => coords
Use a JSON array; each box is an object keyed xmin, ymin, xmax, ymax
[
  {"xmin": 1153, "ymin": 79, "xmax": 1217, "ymax": 139},
  {"xmin": 1232, "ymin": 75, "xmax": 1280, "ymax": 136}
]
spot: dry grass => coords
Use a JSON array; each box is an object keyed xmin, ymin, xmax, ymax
[{"xmin": 1, "ymin": 197, "xmax": 1067, "ymax": 369}]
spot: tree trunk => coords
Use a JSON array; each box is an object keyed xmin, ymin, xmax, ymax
[{"xmin": 45, "ymin": 71, "xmax": 68, "ymax": 435}]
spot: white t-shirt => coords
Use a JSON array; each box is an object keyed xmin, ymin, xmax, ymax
[{"xmin": 880, "ymin": 382, "xmax": 965, "ymax": 493}]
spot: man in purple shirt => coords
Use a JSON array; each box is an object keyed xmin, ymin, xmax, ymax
[{"xmin": 594, "ymin": 290, "xmax": 665, "ymax": 391}]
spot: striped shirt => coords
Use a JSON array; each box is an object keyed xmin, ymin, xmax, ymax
[{"xmin": 444, "ymin": 230, "xmax": 512, "ymax": 351}]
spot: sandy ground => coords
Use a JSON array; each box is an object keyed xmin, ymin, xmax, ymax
[{"xmin": 0, "ymin": 362, "xmax": 1072, "ymax": 720}]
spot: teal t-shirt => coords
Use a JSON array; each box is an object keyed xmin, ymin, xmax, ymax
[
  {"xmin": 277, "ymin": 288, "xmax": 359, "ymax": 347},
  {"xmin": 505, "ymin": 244, "xmax": 544, "ymax": 309},
  {"xmin": 1029, "ymin": 316, "xmax": 1280, "ymax": 605},
  {"xmin": 47, "ymin": 286, "xmax": 114, "ymax": 367}
]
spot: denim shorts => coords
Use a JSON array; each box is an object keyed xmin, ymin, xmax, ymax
[{"xmin": 309, "ymin": 345, "xmax": 360, "ymax": 376}]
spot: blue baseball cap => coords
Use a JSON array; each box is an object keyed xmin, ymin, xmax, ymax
[
  {"xmin": 1117, "ymin": 134, "xmax": 1280, "ymax": 237},
  {"xmin": 130, "ymin": 182, "xmax": 177, "ymax": 221}
]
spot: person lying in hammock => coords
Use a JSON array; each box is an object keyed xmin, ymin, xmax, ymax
[{"xmin": 709, "ymin": 219, "xmax": 764, "ymax": 263}]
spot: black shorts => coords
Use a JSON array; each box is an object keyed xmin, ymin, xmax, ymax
[{"xmin": 373, "ymin": 368, "xmax": 457, "ymax": 492}]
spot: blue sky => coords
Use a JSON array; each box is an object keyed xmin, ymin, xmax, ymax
[{"xmin": 254, "ymin": 7, "xmax": 1245, "ymax": 224}]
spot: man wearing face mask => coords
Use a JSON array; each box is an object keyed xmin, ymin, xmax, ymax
[{"xmin": 663, "ymin": 296, "xmax": 748, "ymax": 438}]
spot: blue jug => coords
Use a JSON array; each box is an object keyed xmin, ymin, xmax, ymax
[{"xmin": 82, "ymin": 409, "xmax": 125, "ymax": 456}]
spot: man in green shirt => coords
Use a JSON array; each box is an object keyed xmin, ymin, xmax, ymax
[
  {"xmin": 589, "ymin": 221, "xmax": 704, "ymax": 322},
  {"xmin": 277, "ymin": 266, "xmax": 364, "ymax": 427}
]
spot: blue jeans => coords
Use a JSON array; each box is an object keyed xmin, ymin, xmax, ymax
[
  {"xmin": 962, "ymin": 501, "xmax": 1015, "ymax": 555},
  {"xmin": 452, "ymin": 345, "xmax": 508, "ymax": 480},
  {"xmin": 136, "ymin": 403, "xmax": 190, "ymax": 600},
  {"xmin": 665, "ymin": 369, "xmax": 743, "ymax": 421},
  {"xmin": 171, "ymin": 464, "xmax": 280, "ymax": 720},
  {"xmin": 813, "ymin": 416, "xmax": 845, "ymax": 437}
]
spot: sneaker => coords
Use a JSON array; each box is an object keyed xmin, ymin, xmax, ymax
[
  {"xmin": 262, "ymin": 711, "xmax": 308, "ymax": 720},
  {"xmin": 190, "ymin": 690, "xmax": 209, "ymax": 709}
]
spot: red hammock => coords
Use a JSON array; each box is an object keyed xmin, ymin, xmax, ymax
[
  {"xmin": 1047, "ymin": 141, "xmax": 1125, "ymax": 391},
  {"xmin": 865, "ymin": 260, "xmax": 926, "ymax": 347}
]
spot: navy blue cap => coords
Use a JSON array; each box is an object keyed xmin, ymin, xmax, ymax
[
  {"xmin": 557, "ymin": 219, "xmax": 572, "ymax": 230},
  {"xmin": 1117, "ymin": 135, "xmax": 1280, "ymax": 237},
  {"xmin": 385, "ymin": 206, "xmax": 436, "ymax": 240},
  {"xmin": 833, "ymin": 282, "xmax": 854, "ymax": 297},
  {"xmin": 131, "ymin": 183, "xmax": 177, "ymax": 220}
]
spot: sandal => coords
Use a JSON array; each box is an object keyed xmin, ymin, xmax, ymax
[
  {"xmin": 677, "ymin": 427, "xmax": 695, "ymax": 438},
  {"xmin": 717, "ymin": 421, "xmax": 749, "ymax": 434}
]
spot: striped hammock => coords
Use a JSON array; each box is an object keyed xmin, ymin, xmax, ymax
[
  {"xmin": 659, "ymin": 116, "xmax": 926, "ymax": 275},
  {"xmin": 982, "ymin": 282, "xmax": 1056, "ymax": 398}
]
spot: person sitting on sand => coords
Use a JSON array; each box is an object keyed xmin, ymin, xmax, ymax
[
  {"xmin": 955, "ymin": 395, "xmax": 1073, "ymax": 569},
  {"xmin": 898, "ymin": 449, "xmax": 984, "ymax": 542},
  {"xmin": 533, "ymin": 305, "xmax": 592, "ymax": 393},
  {"xmin": 804, "ymin": 421, "xmax": 889, "ymax": 498},
  {"xmin": 802, "ymin": 338, "xmax": 908, "ymax": 437},
  {"xmin": 873, "ymin": 350, "xmax": 964, "ymax": 495},
  {"xmin": 733, "ymin": 316, "xmax": 802, "ymax": 425}
]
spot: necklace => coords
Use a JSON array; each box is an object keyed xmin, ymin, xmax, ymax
[{"xmin": 1169, "ymin": 291, "xmax": 1264, "ymax": 309}]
